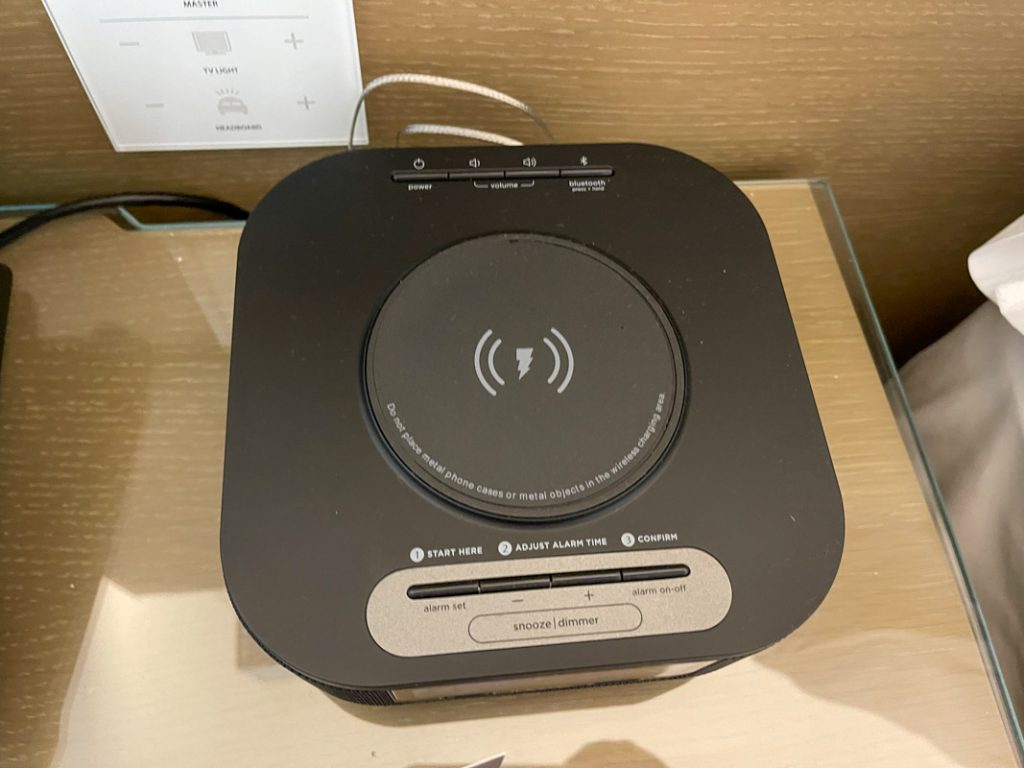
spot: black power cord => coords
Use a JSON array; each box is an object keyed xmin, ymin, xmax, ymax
[{"xmin": 0, "ymin": 193, "xmax": 249, "ymax": 251}]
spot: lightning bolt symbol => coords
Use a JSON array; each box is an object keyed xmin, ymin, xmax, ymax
[{"xmin": 515, "ymin": 347, "xmax": 534, "ymax": 380}]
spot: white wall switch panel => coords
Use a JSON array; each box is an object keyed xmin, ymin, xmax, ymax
[{"xmin": 41, "ymin": 0, "xmax": 368, "ymax": 151}]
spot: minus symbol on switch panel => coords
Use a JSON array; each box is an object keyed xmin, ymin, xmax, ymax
[
  {"xmin": 145, "ymin": 103, "xmax": 165, "ymax": 109},
  {"xmin": 118, "ymin": 41, "xmax": 140, "ymax": 47}
]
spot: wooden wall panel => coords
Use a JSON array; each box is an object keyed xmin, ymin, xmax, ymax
[{"xmin": 2, "ymin": 1, "xmax": 1023, "ymax": 360}]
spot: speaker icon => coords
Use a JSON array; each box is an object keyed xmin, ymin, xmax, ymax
[{"xmin": 473, "ymin": 327, "xmax": 574, "ymax": 396}]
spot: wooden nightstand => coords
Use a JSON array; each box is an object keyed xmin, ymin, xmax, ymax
[{"xmin": 0, "ymin": 181, "xmax": 1018, "ymax": 767}]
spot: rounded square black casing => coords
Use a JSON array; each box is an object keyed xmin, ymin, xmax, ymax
[{"xmin": 221, "ymin": 143, "xmax": 844, "ymax": 700}]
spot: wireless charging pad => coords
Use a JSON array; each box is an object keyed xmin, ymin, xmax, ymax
[{"xmin": 365, "ymin": 233, "xmax": 684, "ymax": 520}]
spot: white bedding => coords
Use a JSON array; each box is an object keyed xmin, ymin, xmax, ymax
[{"xmin": 901, "ymin": 300, "xmax": 1024, "ymax": 720}]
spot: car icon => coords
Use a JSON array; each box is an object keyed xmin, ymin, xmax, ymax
[{"xmin": 217, "ymin": 95, "xmax": 248, "ymax": 115}]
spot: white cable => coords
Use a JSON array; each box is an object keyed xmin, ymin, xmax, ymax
[
  {"xmin": 397, "ymin": 123, "xmax": 523, "ymax": 147},
  {"xmin": 347, "ymin": 72, "xmax": 553, "ymax": 150}
]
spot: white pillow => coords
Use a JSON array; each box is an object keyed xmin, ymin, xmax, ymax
[{"xmin": 969, "ymin": 214, "xmax": 1024, "ymax": 336}]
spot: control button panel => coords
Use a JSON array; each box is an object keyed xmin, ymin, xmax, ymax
[
  {"xmin": 408, "ymin": 563, "xmax": 689, "ymax": 599},
  {"xmin": 42, "ymin": 0, "xmax": 367, "ymax": 151},
  {"xmin": 391, "ymin": 166, "xmax": 614, "ymax": 183},
  {"xmin": 366, "ymin": 548, "xmax": 731, "ymax": 657}
]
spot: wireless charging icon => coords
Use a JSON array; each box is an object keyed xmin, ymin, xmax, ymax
[{"xmin": 473, "ymin": 327, "xmax": 575, "ymax": 396}]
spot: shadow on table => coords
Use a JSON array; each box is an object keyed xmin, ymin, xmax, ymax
[
  {"xmin": 410, "ymin": 740, "xmax": 669, "ymax": 768},
  {"xmin": 0, "ymin": 293, "xmax": 152, "ymax": 766},
  {"xmin": 754, "ymin": 562, "xmax": 1017, "ymax": 767}
]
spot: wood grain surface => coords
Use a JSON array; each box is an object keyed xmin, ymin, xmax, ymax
[
  {"xmin": 0, "ymin": 183, "xmax": 1016, "ymax": 767},
  {"xmin": 2, "ymin": 2, "xmax": 1024, "ymax": 362}
]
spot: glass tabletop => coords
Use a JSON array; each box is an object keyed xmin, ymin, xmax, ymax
[
  {"xmin": 0, "ymin": 180, "xmax": 1020, "ymax": 767},
  {"xmin": 800, "ymin": 180, "xmax": 1024, "ymax": 757}
]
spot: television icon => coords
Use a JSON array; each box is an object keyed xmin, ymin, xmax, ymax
[{"xmin": 192, "ymin": 31, "xmax": 231, "ymax": 56}]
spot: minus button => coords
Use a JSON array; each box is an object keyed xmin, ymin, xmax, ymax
[
  {"xmin": 479, "ymin": 574, "xmax": 551, "ymax": 593},
  {"xmin": 449, "ymin": 170, "xmax": 505, "ymax": 180}
]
